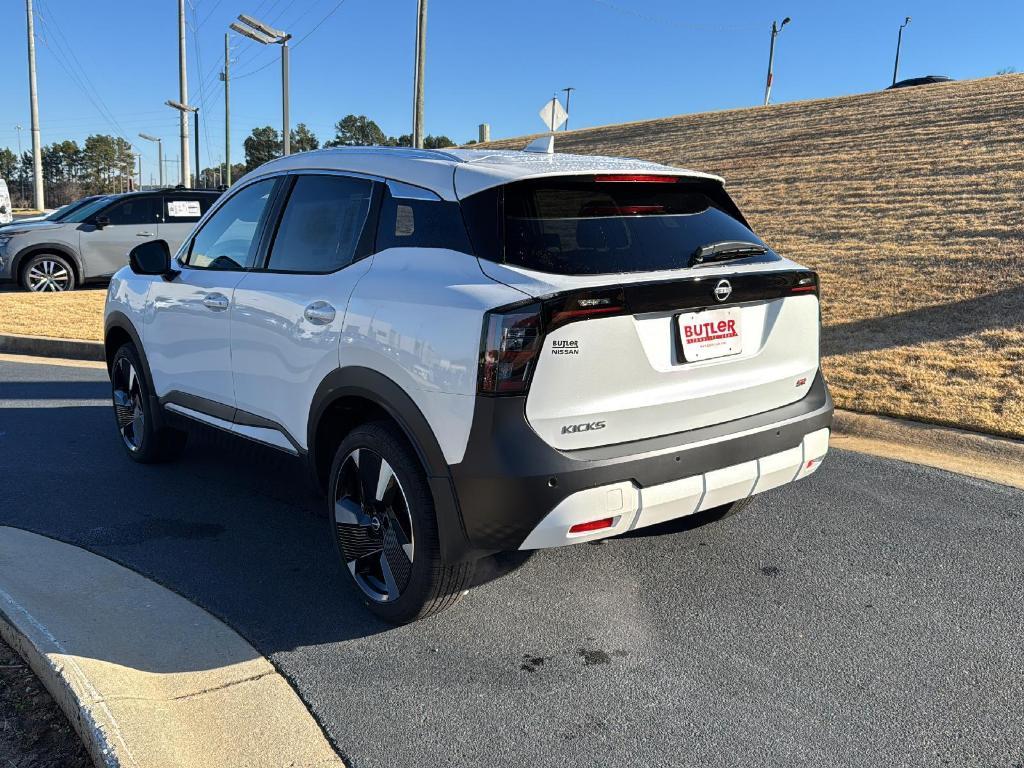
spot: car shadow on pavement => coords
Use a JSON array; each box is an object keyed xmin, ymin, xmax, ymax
[{"xmin": 1, "ymin": 396, "xmax": 401, "ymax": 655}]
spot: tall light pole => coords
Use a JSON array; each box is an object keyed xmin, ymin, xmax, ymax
[
  {"xmin": 14, "ymin": 124, "xmax": 25, "ymax": 205},
  {"xmin": 412, "ymin": 0, "xmax": 427, "ymax": 148},
  {"xmin": 892, "ymin": 17, "xmax": 911, "ymax": 87},
  {"xmin": 764, "ymin": 16, "xmax": 791, "ymax": 106},
  {"xmin": 220, "ymin": 33, "xmax": 231, "ymax": 185},
  {"xmin": 138, "ymin": 133, "xmax": 164, "ymax": 187},
  {"xmin": 25, "ymin": 0, "xmax": 44, "ymax": 209},
  {"xmin": 562, "ymin": 87, "xmax": 575, "ymax": 131},
  {"xmin": 166, "ymin": 101, "xmax": 199, "ymax": 187},
  {"xmin": 231, "ymin": 15, "xmax": 292, "ymax": 155},
  {"xmin": 177, "ymin": 0, "xmax": 191, "ymax": 188}
]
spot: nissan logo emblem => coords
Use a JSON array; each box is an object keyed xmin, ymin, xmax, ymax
[{"xmin": 713, "ymin": 279, "xmax": 732, "ymax": 302}]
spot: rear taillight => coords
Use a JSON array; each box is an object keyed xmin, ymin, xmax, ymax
[
  {"xmin": 790, "ymin": 273, "xmax": 819, "ymax": 296},
  {"xmin": 479, "ymin": 303, "xmax": 543, "ymax": 395}
]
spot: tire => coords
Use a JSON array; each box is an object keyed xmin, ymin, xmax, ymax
[
  {"xmin": 20, "ymin": 253, "xmax": 76, "ymax": 292},
  {"xmin": 328, "ymin": 421, "xmax": 475, "ymax": 624},
  {"xmin": 110, "ymin": 343, "xmax": 187, "ymax": 463}
]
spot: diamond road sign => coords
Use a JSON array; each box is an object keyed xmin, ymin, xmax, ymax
[{"xmin": 538, "ymin": 98, "xmax": 568, "ymax": 131}]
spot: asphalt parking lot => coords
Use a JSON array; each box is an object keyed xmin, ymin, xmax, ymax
[{"xmin": 1, "ymin": 356, "xmax": 1022, "ymax": 768}]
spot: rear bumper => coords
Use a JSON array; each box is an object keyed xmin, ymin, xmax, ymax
[{"xmin": 448, "ymin": 372, "xmax": 833, "ymax": 553}]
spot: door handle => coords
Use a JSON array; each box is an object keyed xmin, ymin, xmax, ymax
[
  {"xmin": 303, "ymin": 301, "xmax": 336, "ymax": 325},
  {"xmin": 202, "ymin": 293, "xmax": 230, "ymax": 312},
  {"xmin": 136, "ymin": 232, "xmax": 156, "ymax": 237}
]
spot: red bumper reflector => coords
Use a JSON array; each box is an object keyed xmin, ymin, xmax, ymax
[{"xmin": 569, "ymin": 518, "xmax": 614, "ymax": 534}]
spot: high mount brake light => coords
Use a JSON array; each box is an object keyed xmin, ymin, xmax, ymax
[{"xmin": 593, "ymin": 174, "xmax": 679, "ymax": 183}]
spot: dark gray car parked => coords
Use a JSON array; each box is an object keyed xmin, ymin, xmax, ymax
[{"xmin": 0, "ymin": 189, "xmax": 220, "ymax": 291}]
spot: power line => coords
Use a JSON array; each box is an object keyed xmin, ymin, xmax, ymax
[
  {"xmin": 190, "ymin": 0, "xmax": 216, "ymax": 170},
  {"xmin": 585, "ymin": 0, "xmax": 760, "ymax": 31},
  {"xmin": 33, "ymin": 0, "xmax": 134, "ymax": 146}
]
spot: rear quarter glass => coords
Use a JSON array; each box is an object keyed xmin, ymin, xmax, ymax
[
  {"xmin": 376, "ymin": 187, "xmax": 473, "ymax": 253},
  {"xmin": 465, "ymin": 177, "xmax": 777, "ymax": 276}
]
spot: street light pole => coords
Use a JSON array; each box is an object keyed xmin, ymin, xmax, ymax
[
  {"xmin": 562, "ymin": 87, "xmax": 575, "ymax": 131},
  {"xmin": 139, "ymin": 134, "xmax": 164, "ymax": 187},
  {"xmin": 281, "ymin": 39, "xmax": 290, "ymax": 155},
  {"xmin": 166, "ymin": 100, "xmax": 199, "ymax": 186},
  {"xmin": 231, "ymin": 16, "xmax": 291, "ymax": 156},
  {"xmin": 892, "ymin": 17, "xmax": 911, "ymax": 87},
  {"xmin": 764, "ymin": 16, "xmax": 791, "ymax": 106},
  {"xmin": 14, "ymin": 124, "xmax": 25, "ymax": 205}
]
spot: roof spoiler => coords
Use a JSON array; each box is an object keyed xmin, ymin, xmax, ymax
[{"xmin": 523, "ymin": 135, "xmax": 554, "ymax": 154}]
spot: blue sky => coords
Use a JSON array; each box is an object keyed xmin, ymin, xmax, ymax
[{"xmin": 2, "ymin": 0, "xmax": 1021, "ymax": 183}]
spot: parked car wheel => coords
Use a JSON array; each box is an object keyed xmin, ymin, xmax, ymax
[
  {"xmin": 110, "ymin": 343, "xmax": 187, "ymax": 463},
  {"xmin": 20, "ymin": 253, "xmax": 76, "ymax": 292},
  {"xmin": 329, "ymin": 422, "xmax": 475, "ymax": 624}
]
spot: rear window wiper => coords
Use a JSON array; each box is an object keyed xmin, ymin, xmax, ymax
[{"xmin": 690, "ymin": 240, "xmax": 768, "ymax": 267}]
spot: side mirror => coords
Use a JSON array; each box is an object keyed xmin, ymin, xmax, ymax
[
  {"xmin": 129, "ymin": 239, "xmax": 176, "ymax": 279},
  {"xmin": 94, "ymin": 215, "xmax": 110, "ymax": 229}
]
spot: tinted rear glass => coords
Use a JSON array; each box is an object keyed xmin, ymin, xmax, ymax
[{"xmin": 499, "ymin": 178, "xmax": 770, "ymax": 275}]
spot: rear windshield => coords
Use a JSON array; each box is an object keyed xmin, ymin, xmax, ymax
[{"xmin": 493, "ymin": 177, "xmax": 771, "ymax": 275}]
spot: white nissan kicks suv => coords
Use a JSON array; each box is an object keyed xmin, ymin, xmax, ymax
[{"xmin": 104, "ymin": 146, "xmax": 832, "ymax": 623}]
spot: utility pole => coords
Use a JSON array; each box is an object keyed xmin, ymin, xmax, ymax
[
  {"xmin": 25, "ymin": 0, "xmax": 44, "ymax": 209},
  {"xmin": 137, "ymin": 153, "xmax": 142, "ymax": 190},
  {"xmin": 221, "ymin": 33, "xmax": 231, "ymax": 184},
  {"xmin": 892, "ymin": 17, "xmax": 911, "ymax": 87},
  {"xmin": 178, "ymin": 0, "xmax": 191, "ymax": 187},
  {"xmin": 412, "ymin": 0, "xmax": 427, "ymax": 148},
  {"xmin": 562, "ymin": 87, "xmax": 575, "ymax": 131},
  {"xmin": 764, "ymin": 16, "xmax": 791, "ymax": 106}
]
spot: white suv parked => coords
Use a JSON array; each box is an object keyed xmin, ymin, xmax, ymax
[{"xmin": 104, "ymin": 146, "xmax": 832, "ymax": 623}]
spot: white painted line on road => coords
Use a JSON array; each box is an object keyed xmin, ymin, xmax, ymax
[
  {"xmin": 0, "ymin": 353, "xmax": 106, "ymax": 369},
  {"xmin": 0, "ymin": 399, "xmax": 108, "ymax": 408}
]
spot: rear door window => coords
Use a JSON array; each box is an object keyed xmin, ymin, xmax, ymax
[
  {"xmin": 164, "ymin": 195, "xmax": 216, "ymax": 224},
  {"xmin": 497, "ymin": 177, "xmax": 772, "ymax": 275},
  {"xmin": 102, "ymin": 197, "xmax": 161, "ymax": 226},
  {"xmin": 265, "ymin": 174, "xmax": 375, "ymax": 273}
]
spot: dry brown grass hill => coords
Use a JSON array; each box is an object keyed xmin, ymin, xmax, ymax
[{"xmin": 475, "ymin": 75, "xmax": 1024, "ymax": 439}]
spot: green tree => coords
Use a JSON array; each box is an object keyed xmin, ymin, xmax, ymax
[
  {"xmin": 82, "ymin": 134, "xmax": 119, "ymax": 192},
  {"xmin": 391, "ymin": 134, "xmax": 413, "ymax": 147},
  {"xmin": 0, "ymin": 148, "xmax": 16, "ymax": 181},
  {"xmin": 290, "ymin": 123, "xmax": 320, "ymax": 153},
  {"xmin": 244, "ymin": 126, "xmax": 282, "ymax": 171},
  {"xmin": 423, "ymin": 134, "xmax": 455, "ymax": 149},
  {"xmin": 325, "ymin": 115, "xmax": 387, "ymax": 147}
]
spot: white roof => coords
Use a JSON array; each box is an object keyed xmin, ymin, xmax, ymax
[{"xmin": 242, "ymin": 146, "xmax": 722, "ymax": 201}]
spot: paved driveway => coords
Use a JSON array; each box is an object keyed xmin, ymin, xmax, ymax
[{"xmin": 1, "ymin": 357, "xmax": 1022, "ymax": 768}]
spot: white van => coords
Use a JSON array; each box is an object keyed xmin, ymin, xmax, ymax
[{"xmin": 0, "ymin": 180, "xmax": 12, "ymax": 225}]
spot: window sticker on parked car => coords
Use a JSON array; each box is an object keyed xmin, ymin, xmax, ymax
[{"xmin": 167, "ymin": 200, "xmax": 202, "ymax": 218}]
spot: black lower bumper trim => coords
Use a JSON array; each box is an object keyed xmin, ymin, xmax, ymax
[{"xmin": 449, "ymin": 372, "xmax": 833, "ymax": 553}]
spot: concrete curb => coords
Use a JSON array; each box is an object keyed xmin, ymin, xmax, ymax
[
  {"xmin": 0, "ymin": 527, "xmax": 344, "ymax": 768},
  {"xmin": 831, "ymin": 409, "xmax": 1024, "ymax": 490},
  {"xmin": 0, "ymin": 332, "xmax": 104, "ymax": 362}
]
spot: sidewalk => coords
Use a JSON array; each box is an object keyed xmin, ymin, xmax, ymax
[{"xmin": 0, "ymin": 527, "xmax": 344, "ymax": 768}]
